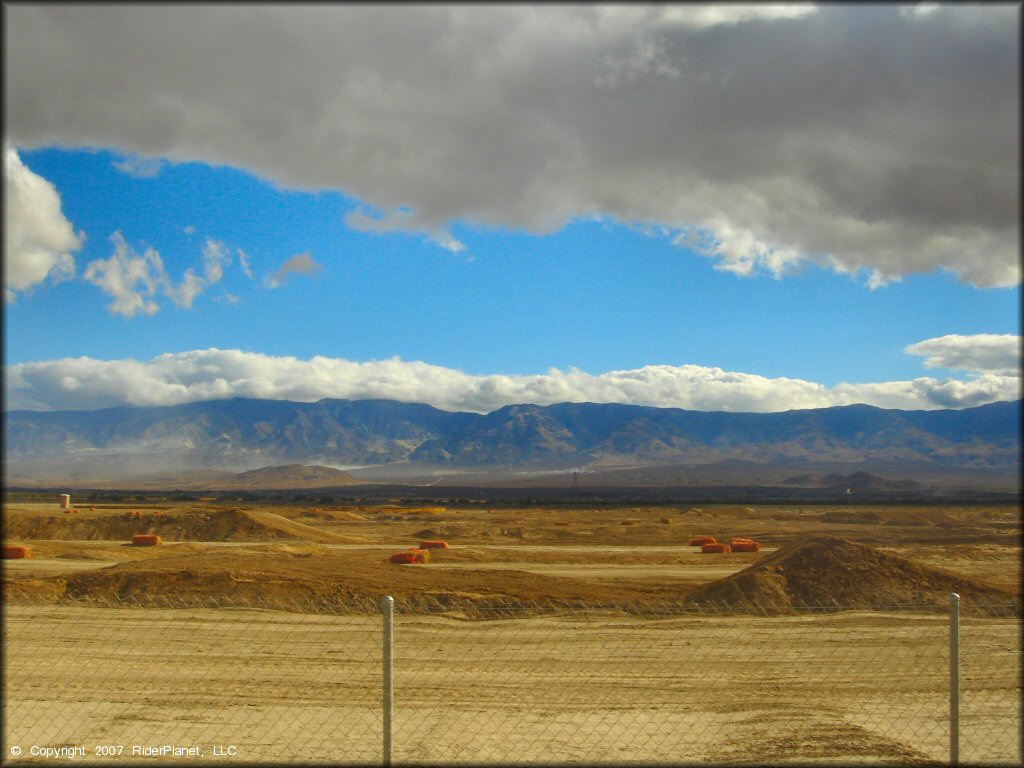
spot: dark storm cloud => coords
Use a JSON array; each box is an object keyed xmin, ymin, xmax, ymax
[{"xmin": 5, "ymin": 4, "xmax": 1018, "ymax": 286}]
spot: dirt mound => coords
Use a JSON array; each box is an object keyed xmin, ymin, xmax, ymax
[
  {"xmin": 880, "ymin": 509, "xmax": 970, "ymax": 528},
  {"xmin": 684, "ymin": 536, "xmax": 1018, "ymax": 614},
  {"xmin": 10, "ymin": 548, "xmax": 685, "ymax": 618},
  {"xmin": 3, "ymin": 508, "xmax": 293, "ymax": 542},
  {"xmin": 413, "ymin": 525, "xmax": 467, "ymax": 540}
]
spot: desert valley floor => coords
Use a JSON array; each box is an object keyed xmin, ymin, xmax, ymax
[{"xmin": 3, "ymin": 499, "xmax": 1020, "ymax": 764}]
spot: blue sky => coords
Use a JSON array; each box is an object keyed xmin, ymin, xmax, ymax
[{"xmin": 4, "ymin": 5, "xmax": 1020, "ymax": 414}]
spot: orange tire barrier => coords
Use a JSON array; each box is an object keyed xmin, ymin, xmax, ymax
[
  {"xmin": 701, "ymin": 543, "xmax": 731, "ymax": 553},
  {"xmin": 71, "ymin": 509, "xmax": 79, "ymax": 514},
  {"xmin": 2, "ymin": 545, "xmax": 32, "ymax": 559},
  {"xmin": 389, "ymin": 549, "xmax": 429, "ymax": 564},
  {"xmin": 731, "ymin": 541, "xmax": 761, "ymax": 552},
  {"xmin": 660, "ymin": 517, "xmax": 672, "ymax": 524},
  {"xmin": 131, "ymin": 534, "xmax": 162, "ymax": 546},
  {"xmin": 730, "ymin": 537, "xmax": 754, "ymax": 546},
  {"xmin": 419, "ymin": 540, "xmax": 449, "ymax": 549},
  {"xmin": 689, "ymin": 536, "xmax": 717, "ymax": 546}
]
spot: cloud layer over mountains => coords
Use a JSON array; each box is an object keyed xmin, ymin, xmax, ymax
[
  {"xmin": 5, "ymin": 5, "xmax": 1019, "ymax": 287},
  {"xmin": 6, "ymin": 343, "xmax": 1019, "ymax": 414}
]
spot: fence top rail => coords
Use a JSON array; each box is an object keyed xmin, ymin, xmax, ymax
[{"xmin": 3, "ymin": 588, "xmax": 1019, "ymax": 619}]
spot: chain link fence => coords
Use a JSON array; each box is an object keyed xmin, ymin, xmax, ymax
[
  {"xmin": 958, "ymin": 603, "xmax": 1022, "ymax": 765},
  {"xmin": 3, "ymin": 594, "xmax": 384, "ymax": 764},
  {"xmin": 3, "ymin": 590, "xmax": 1019, "ymax": 765}
]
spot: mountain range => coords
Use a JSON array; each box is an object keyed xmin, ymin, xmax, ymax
[{"xmin": 4, "ymin": 397, "xmax": 1019, "ymax": 487}]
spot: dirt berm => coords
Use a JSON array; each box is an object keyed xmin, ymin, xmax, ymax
[
  {"xmin": 2, "ymin": 508, "xmax": 368, "ymax": 543},
  {"xmin": 684, "ymin": 535, "xmax": 1019, "ymax": 615},
  {"xmin": 7, "ymin": 547, "xmax": 689, "ymax": 618}
]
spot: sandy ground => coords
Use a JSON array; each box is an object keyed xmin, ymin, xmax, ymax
[
  {"xmin": 3, "ymin": 605, "xmax": 1019, "ymax": 765},
  {"xmin": 3, "ymin": 500, "xmax": 1021, "ymax": 764}
]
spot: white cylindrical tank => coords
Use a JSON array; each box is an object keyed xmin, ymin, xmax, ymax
[{"xmin": 60, "ymin": 494, "xmax": 71, "ymax": 510}]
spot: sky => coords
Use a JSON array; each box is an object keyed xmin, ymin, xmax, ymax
[{"xmin": 3, "ymin": 4, "xmax": 1020, "ymax": 414}]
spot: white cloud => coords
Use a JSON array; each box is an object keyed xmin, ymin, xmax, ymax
[
  {"xmin": 200, "ymin": 238, "xmax": 231, "ymax": 284},
  {"xmin": 4, "ymin": 146, "xmax": 83, "ymax": 302},
  {"xmin": 905, "ymin": 334, "xmax": 1021, "ymax": 376},
  {"xmin": 162, "ymin": 267, "xmax": 204, "ymax": 309},
  {"xmin": 83, "ymin": 233, "xmax": 235, "ymax": 316},
  {"xmin": 5, "ymin": 6, "xmax": 1017, "ymax": 287},
  {"xmin": 676, "ymin": 220, "xmax": 803, "ymax": 280},
  {"xmin": 82, "ymin": 232, "xmax": 164, "ymax": 317},
  {"xmin": 236, "ymin": 247, "xmax": 253, "ymax": 279},
  {"xmin": 111, "ymin": 153, "xmax": 165, "ymax": 178},
  {"xmin": 267, "ymin": 252, "xmax": 322, "ymax": 289},
  {"xmin": 4, "ymin": 349, "xmax": 1019, "ymax": 413}
]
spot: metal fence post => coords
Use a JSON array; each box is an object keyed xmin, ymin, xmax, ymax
[
  {"xmin": 382, "ymin": 595, "xmax": 394, "ymax": 767},
  {"xmin": 949, "ymin": 592, "xmax": 960, "ymax": 766}
]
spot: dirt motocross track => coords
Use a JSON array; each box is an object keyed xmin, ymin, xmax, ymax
[{"xmin": 4, "ymin": 501, "xmax": 1020, "ymax": 610}]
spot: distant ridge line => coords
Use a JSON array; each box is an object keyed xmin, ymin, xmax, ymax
[{"xmin": 4, "ymin": 397, "xmax": 1019, "ymax": 486}]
